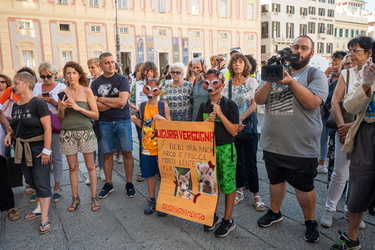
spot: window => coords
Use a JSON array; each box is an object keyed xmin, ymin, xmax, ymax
[
  {"xmin": 158, "ymin": 0, "xmax": 165, "ymax": 13},
  {"xmin": 327, "ymin": 24, "xmax": 334, "ymax": 35},
  {"xmin": 345, "ymin": 29, "xmax": 349, "ymax": 37},
  {"xmin": 22, "ymin": 50, "xmax": 34, "ymax": 68},
  {"xmin": 247, "ymin": 3, "xmax": 254, "ymax": 20},
  {"xmin": 119, "ymin": 27, "xmax": 128, "ymax": 33},
  {"xmin": 220, "ymin": 32, "xmax": 228, "ymax": 39},
  {"xmin": 308, "ymin": 22, "xmax": 315, "ymax": 34},
  {"xmin": 193, "ymin": 30, "xmax": 201, "ymax": 37},
  {"xmin": 327, "ymin": 9, "xmax": 334, "ymax": 17},
  {"xmin": 286, "ymin": 6, "xmax": 295, "ymax": 14},
  {"xmin": 261, "ymin": 4, "xmax": 268, "ymax": 13},
  {"xmin": 286, "ymin": 23, "xmax": 294, "ymax": 38},
  {"xmin": 91, "ymin": 25, "xmax": 101, "ymax": 32},
  {"xmin": 57, "ymin": 0, "xmax": 67, "ymax": 4},
  {"xmin": 339, "ymin": 28, "xmax": 343, "ymax": 37},
  {"xmin": 118, "ymin": 0, "xmax": 126, "ymax": 9},
  {"xmin": 317, "ymin": 42, "xmax": 324, "ymax": 53},
  {"xmin": 300, "ymin": 7, "xmax": 307, "ymax": 16},
  {"xmin": 19, "ymin": 21, "xmax": 31, "ymax": 29},
  {"xmin": 319, "ymin": 0, "xmax": 325, "ymax": 2},
  {"xmin": 89, "ymin": 0, "xmax": 98, "ymax": 7},
  {"xmin": 272, "ymin": 3, "xmax": 280, "ymax": 13},
  {"xmin": 351, "ymin": 29, "xmax": 355, "ymax": 38},
  {"xmin": 62, "ymin": 51, "xmax": 72, "ymax": 65},
  {"xmin": 220, "ymin": 0, "xmax": 227, "ymax": 18},
  {"xmin": 318, "ymin": 8, "xmax": 325, "ymax": 16},
  {"xmin": 261, "ymin": 22, "xmax": 269, "ymax": 38},
  {"xmin": 309, "ymin": 7, "xmax": 315, "ymax": 15},
  {"xmin": 192, "ymin": 0, "xmax": 199, "ymax": 15},
  {"xmin": 300, "ymin": 24, "xmax": 307, "ymax": 36},
  {"xmin": 328, "ymin": 0, "xmax": 335, "ymax": 3},
  {"xmin": 59, "ymin": 24, "xmax": 70, "ymax": 31},
  {"xmin": 272, "ymin": 21, "xmax": 280, "ymax": 38},
  {"xmin": 318, "ymin": 23, "xmax": 325, "ymax": 33},
  {"xmin": 261, "ymin": 45, "xmax": 266, "ymax": 53},
  {"xmin": 326, "ymin": 43, "xmax": 333, "ymax": 54},
  {"xmin": 158, "ymin": 29, "xmax": 167, "ymax": 36}
]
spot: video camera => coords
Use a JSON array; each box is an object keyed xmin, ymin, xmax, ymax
[{"xmin": 261, "ymin": 49, "xmax": 300, "ymax": 82}]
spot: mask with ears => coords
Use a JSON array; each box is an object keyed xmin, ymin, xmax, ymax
[
  {"xmin": 202, "ymin": 72, "xmax": 224, "ymax": 92},
  {"xmin": 142, "ymin": 79, "xmax": 162, "ymax": 99}
]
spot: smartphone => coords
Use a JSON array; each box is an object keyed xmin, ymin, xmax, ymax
[
  {"xmin": 57, "ymin": 91, "xmax": 67, "ymax": 101},
  {"xmin": 372, "ymin": 41, "xmax": 375, "ymax": 63},
  {"xmin": 42, "ymin": 92, "xmax": 50, "ymax": 97}
]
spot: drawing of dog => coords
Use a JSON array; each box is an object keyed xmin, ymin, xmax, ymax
[
  {"xmin": 196, "ymin": 162, "xmax": 217, "ymax": 195},
  {"xmin": 174, "ymin": 168, "xmax": 193, "ymax": 199}
]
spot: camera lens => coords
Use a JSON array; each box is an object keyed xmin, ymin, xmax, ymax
[{"xmin": 269, "ymin": 68, "xmax": 280, "ymax": 77}]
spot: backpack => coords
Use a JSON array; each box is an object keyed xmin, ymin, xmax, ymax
[{"xmin": 139, "ymin": 101, "xmax": 165, "ymax": 122}]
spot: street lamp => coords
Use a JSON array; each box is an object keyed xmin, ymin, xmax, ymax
[{"xmin": 114, "ymin": 0, "xmax": 122, "ymax": 67}]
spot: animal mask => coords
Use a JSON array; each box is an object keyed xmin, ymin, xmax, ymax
[
  {"xmin": 142, "ymin": 79, "xmax": 162, "ymax": 99},
  {"xmin": 202, "ymin": 71, "xmax": 224, "ymax": 92}
]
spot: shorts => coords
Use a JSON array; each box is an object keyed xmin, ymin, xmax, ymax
[
  {"xmin": 60, "ymin": 129, "xmax": 98, "ymax": 156},
  {"xmin": 140, "ymin": 155, "xmax": 158, "ymax": 178},
  {"xmin": 346, "ymin": 122, "xmax": 375, "ymax": 213},
  {"xmin": 99, "ymin": 119, "xmax": 133, "ymax": 154},
  {"xmin": 19, "ymin": 142, "xmax": 51, "ymax": 198},
  {"xmin": 216, "ymin": 143, "xmax": 237, "ymax": 194},
  {"xmin": 263, "ymin": 150, "xmax": 317, "ymax": 192}
]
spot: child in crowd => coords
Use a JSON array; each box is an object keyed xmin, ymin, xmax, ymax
[
  {"xmin": 130, "ymin": 77, "xmax": 170, "ymax": 215},
  {"xmin": 196, "ymin": 69, "xmax": 239, "ymax": 237}
]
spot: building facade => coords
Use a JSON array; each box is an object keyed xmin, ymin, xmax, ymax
[{"xmin": 0, "ymin": 0, "xmax": 260, "ymax": 77}]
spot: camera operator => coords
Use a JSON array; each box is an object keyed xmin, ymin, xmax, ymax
[{"xmin": 254, "ymin": 35, "xmax": 328, "ymax": 243}]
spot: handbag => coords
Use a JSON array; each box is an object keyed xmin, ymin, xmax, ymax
[
  {"xmin": 50, "ymin": 111, "xmax": 62, "ymax": 134},
  {"xmin": 1, "ymin": 92, "xmax": 15, "ymax": 120},
  {"xmin": 228, "ymin": 80, "xmax": 258, "ymax": 140},
  {"xmin": 325, "ymin": 70, "xmax": 355, "ymax": 129}
]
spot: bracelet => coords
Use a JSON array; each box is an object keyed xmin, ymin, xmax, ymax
[{"xmin": 42, "ymin": 148, "xmax": 52, "ymax": 156}]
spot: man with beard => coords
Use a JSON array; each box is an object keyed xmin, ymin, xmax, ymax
[{"xmin": 254, "ymin": 36, "xmax": 328, "ymax": 243}]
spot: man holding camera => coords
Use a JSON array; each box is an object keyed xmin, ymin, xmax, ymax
[{"xmin": 254, "ymin": 35, "xmax": 328, "ymax": 243}]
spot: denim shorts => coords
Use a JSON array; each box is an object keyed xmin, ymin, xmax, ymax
[
  {"xmin": 141, "ymin": 155, "xmax": 158, "ymax": 178},
  {"xmin": 99, "ymin": 119, "xmax": 133, "ymax": 154}
]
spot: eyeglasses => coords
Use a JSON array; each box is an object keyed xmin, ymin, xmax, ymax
[
  {"xmin": 0, "ymin": 81, "xmax": 7, "ymax": 84},
  {"xmin": 40, "ymin": 74, "xmax": 53, "ymax": 79},
  {"xmin": 292, "ymin": 45, "xmax": 310, "ymax": 51},
  {"xmin": 171, "ymin": 71, "xmax": 181, "ymax": 75},
  {"xmin": 344, "ymin": 62, "xmax": 354, "ymax": 66},
  {"xmin": 347, "ymin": 49, "xmax": 366, "ymax": 54}
]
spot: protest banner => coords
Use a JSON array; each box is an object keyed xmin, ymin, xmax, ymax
[{"xmin": 155, "ymin": 120, "xmax": 218, "ymax": 226}]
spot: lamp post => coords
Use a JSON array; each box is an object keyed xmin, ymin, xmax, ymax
[{"xmin": 115, "ymin": 0, "xmax": 122, "ymax": 67}]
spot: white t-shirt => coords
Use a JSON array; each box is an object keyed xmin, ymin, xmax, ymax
[{"xmin": 33, "ymin": 82, "xmax": 66, "ymax": 114}]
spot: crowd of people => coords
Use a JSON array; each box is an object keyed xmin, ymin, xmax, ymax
[{"xmin": 0, "ymin": 35, "xmax": 374, "ymax": 248}]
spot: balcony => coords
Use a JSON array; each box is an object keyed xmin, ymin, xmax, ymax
[{"xmin": 273, "ymin": 37, "xmax": 294, "ymax": 44}]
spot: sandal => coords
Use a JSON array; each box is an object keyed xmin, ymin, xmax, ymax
[
  {"xmin": 24, "ymin": 211, "xmax": 41, "ymax": 220},
  {"xmin": 252, "ymin": 195, "xmax": 266, "ymax": 211},
  {"xmin": 136, "ymin": 172, "xmax": 145, "ymax": 182},
  {"xmin": 39, "ymin": 221, "xmax": 50, "ymax": 234},
  {"xmin": 91, "ymin": 197, "xmax": 101, "ymax": 212},
  {"xmin": 68, "ymin": 196, "xmax": 80, "ymax": 212},
  {"xmin": 7, "ymin": 208, "xmax": 20, "ymax": 221},
  {"xmin": 25, "ymin": 185, "xmax": 34, "ymax": 195},
  {"xmin": 234, "ymin": 190, "xmax": 244, "ymax": 205}
]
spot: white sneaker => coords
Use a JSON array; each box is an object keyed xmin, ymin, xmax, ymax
[
  {"xmin": 344, "ymin": 210, "xmax": 366, "ymax": 229},
  {"xmin": 85, "ymin": 177, "xmax": 90, "ymax": 185},
  {"xmin": 317, "ymin": 164, "xmax": 328, "ymax": 174},
  {"xmin": 320, "ymin": 210, "xmax": 334, "ymax": 228},
  {"xmin": 116, "ymin": 157, "xmax": 123, "ymax": 164},
  {"xmin": 98, "ymin": 169, "xmax": 106, "ymax": 181}
]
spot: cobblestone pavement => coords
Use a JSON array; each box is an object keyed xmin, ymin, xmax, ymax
[{"xmin": 1, "ymin": 128, "xmax": 374, "ymax": 249}]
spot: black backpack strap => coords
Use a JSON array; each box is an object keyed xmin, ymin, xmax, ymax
[
  {"xmin": 228, "ymin": 79, "xmax": 232, "ymax": 100},
  {"xmin": 307, "ymin": 67, "xmax": 318, "ymax": 85},
  {"xmin": 158, "ymin": 101, "xmax": 165, "ymax": 117},
  {"xmin": 345, "ymin": 69, "xmax": 350, "ymax": 95},
  {"xmin": 140, "ymin": 101, "xmax": 146, "ymax": 123}
]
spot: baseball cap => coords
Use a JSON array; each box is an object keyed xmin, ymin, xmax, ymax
[{"xmin": 230, "ymin": 47, "xmax": 242, "ymax": 55}]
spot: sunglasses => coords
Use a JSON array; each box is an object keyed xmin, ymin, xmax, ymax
[
  {"xmin": 40, "ymin": 74, "xmax": 53, "ymax": 79},
  {"xmin": 0, "ymin": 81, "xmax": 7, "ymax": 84},
  {"xmin": 171, "ymin": 71, "xmax": 181, "ymax": 75},
  {"xmin": 344, "ymin": 63, "xmax": 353, "ymax": 66}
]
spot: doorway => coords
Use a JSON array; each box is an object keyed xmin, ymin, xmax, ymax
[
  {"xmin": 121, "ymin": 52, "xmax": 131, "ymax": 76},
  {"xmin": 158, "ymin": 52, "xmax": 169, "ymax": 71}
]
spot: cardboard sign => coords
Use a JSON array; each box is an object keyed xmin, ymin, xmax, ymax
[{"xmin": 155, "ymin": 120, "xmax": 218, "ymax": 226}]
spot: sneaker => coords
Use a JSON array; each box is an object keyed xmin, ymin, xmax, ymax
[
  {"xmin": 144, "ymin": 199, "xmax": 156, "ymax": 215},
  {"xmin": 85, "ymin": 177, "xmax": 90, "ymax": 185},
  {"xmin": 214, "ymin": 218, "xmax": 236, "ymax": 237},
  {"xmin": 126, "ymin": 182, "xmax": 136, "ymax": 198},
  {"xmin": 304, "ymin": 220, "xmax": 320, "ymax": 243},
  {"xmin": 344, "ymin": 211, "xmax": 366, "ymax": 229},
  {"xmin": 157, "ymin": 211, "xmax": 168, "ymax": 217},
  {"xmin": 317, "ymin": 164, "xmax": 328, "ymax": 174},
  {"xmin": 52, "ymin": 189, "xmax": 63, "ymax": 203},
  {"xmin": 98, "ymin": 183, "xmax": 114, "ymax": 199},
  {"xmin": 321, "ymin": 210, "xmax": 334, "ymax": 228},
  {"xmin": 29, "ymin": 193, "xmax": 37, "ymax": 203},
  {"xmin": 136, "ymin": 172, "xmax": 145, "ymax": 182},
  {"xmin": 330, "ymin": 230, "xmax": 360, "ymax": 250},
  {"xmin": 257, "ymin": 209, "xmax": 283, "ymax": 227},
  {"xmin": 25, "ymin": 185, "xmax": 34, "ymax": 195},
  {"xmin": 116, "ymin": 157, "xmax": 123, "ymax": 164},
  {"xmin": 203, "ymin": 213, "xmax": 220, "ymax": 231},
  {"xmin": 98, "ymin": 169, "xmax": 106, "ymax": 181}
]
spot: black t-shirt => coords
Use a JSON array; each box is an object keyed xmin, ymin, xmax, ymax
[
  {"xmin": 196, "ymin": 96, "xmax": 239, "ymax": 145},
  {"xmin": 10, "ymin": 97, "xmax": 50, "ymax": 139},
  {"xmin": 91, "ymin": 72, "xmax": 130, "ymax": 121}
]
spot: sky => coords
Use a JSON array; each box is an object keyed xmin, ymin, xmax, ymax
[{"xmin": 366, "ymin": 2, "xmax": 375, "ymax": 13}]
